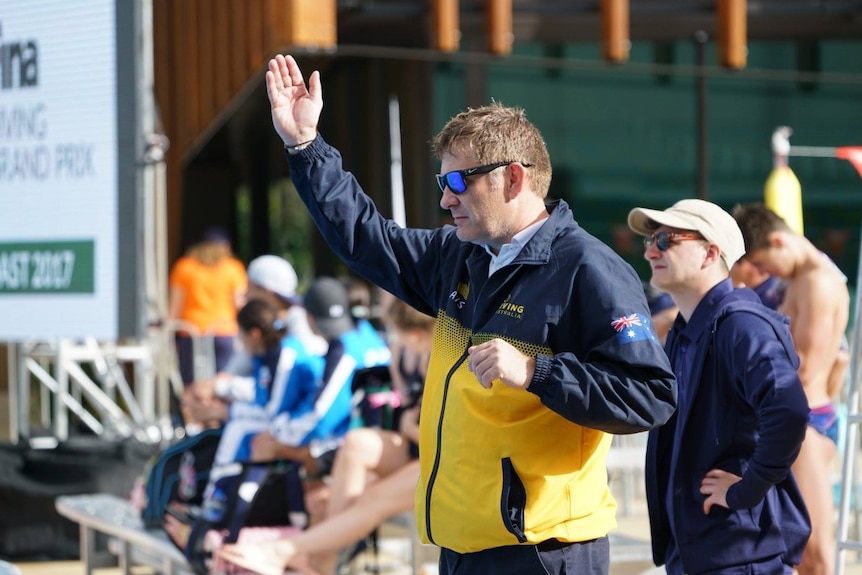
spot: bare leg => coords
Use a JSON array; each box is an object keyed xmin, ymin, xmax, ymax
[
  {"xmin": 218, "ymin": 461, "xmax": 420, "ymax": 575},
  {"xmin": 793, "ymin": 427, "xmax": 837, "ymax": 575},
  {"xmin": 303, "ymin": 482, "xmax": 331, "ymax": 527},
  {"xmin": 315, "ymin": 430, "xmax": 412, "ymax": 574},
  {"xmin": 163, "ymin": 514, "xmax": 191, "ymax": 550},
  {"xmin": 326, "ymin": 427, "xmax": 411, "ymax": 517}
]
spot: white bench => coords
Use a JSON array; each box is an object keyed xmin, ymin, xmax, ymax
[
  {"xmin": 55, "ymin": 493, "xmax": 195, "ymax": 575},
  {"xmin": 54, "ymin": 491, "xmax": 648, "ymax": 575}
]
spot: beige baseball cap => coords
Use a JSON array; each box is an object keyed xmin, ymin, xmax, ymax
[{"xmin": 627, "ymin": 199, "xmax": 745, "ymax": 269}]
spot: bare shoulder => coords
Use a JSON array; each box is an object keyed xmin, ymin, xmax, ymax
[
  {"xmin": 778, "ymin": 281, "xmax": 801, "ymax": 319},
  {"xmin": 808, "ymin": 259, "xmax": 850, "ymax": 303},
  {"xmin": 796, "ymin": 260, "xmax": 847, "ymax": 297},
  {"xmin": 780, "ymin": 264, "xmax": 848, "ymax": 320}
]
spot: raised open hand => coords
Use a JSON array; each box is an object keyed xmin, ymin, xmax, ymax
[{"xmin": 265, "ymin": 54, "xmax": 322, "ymax": 147}]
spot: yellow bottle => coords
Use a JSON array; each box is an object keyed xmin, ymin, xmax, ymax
[
  {"xmin": 764, "ymin": 165, "xmax": 803, "ymax": 235},
  {"xmin": 765, "ymin": 126, "xmax": 804, "ymax": 235}
]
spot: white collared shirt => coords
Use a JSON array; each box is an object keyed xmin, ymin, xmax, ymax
[{"xmin": 485, "ymin": 217, "xmax": 549, "ymax": 276}]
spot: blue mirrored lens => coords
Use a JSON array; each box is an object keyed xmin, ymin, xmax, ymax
[
  {"xmin": 446, "ymin": 172, "xmax": 467, "ymax": 193},
  {"xmin": 437, "ymin": 171, "xmax": 467, "ymax": 194}
]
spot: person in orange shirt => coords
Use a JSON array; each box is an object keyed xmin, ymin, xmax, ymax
[{"xmin": 168, "ymin": 227, "xmax": 248, "ymax": 385}]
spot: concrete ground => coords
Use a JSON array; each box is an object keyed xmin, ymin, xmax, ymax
[
  {"xmin": 13, "ymin": 503, "xmax": 862, "ymax": 575},
  {"xmin": 8, "ymin": 501, "xmax": 862, "ymax": 575},
  {"xmin": 5, "ymin": 382, "xmax": 862, "ymax": 575}
]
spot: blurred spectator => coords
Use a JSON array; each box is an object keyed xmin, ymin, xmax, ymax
[
  {"xmin": 168, "ymin": 227, "xmax": 247, "ymax": 385},
  {"xmin": 184, "ymin": 255, "xmax": 326, "ymax": 421},
  {"xmin": 644, "ymin": 282, "xmax": 678, "ymax": 346},
  {"xmin": 249, "ymin": 276, "xmax": 391, "ymax": 476},
  {"xmin": 165, "ymin": 298, "xmax": 292, "ymax": 549},
  {"xmin": 339, "ymin": 274, "xmax": 383, "ymax": 338},
  {"xmin": 165, "ymin": 296, "xmax": 328, "ymax": 555},
  {"xmin": 339, "ymin": 274, "xmax": 373, "ymax": 324},
  {"xmin": 729, "ymin": 257, "xmax": 786, "ymax": 310},
  {"xmin": 734, "ymin": 202, "xmax": 850, "ymax": 575},
  {"xmin": 219, "ymin": 297, "xmax": 434, "ymax": 575},
  {"xmin": 247, "ymin": 255, "xmax": 327, "ymax": 357},
  {"xmin": 384, "ymin": 297, "xmax": 434, "ymax": 415}
]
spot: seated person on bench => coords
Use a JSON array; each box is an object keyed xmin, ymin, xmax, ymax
[
  {"xmin": 180, "ymin": 254, "xmax": 327, "ymax": 429},
  {"xmin": 219, "ymin": 296, "xmax": 435, "ymax": 575},
  {"xmin": 166, "ymin": 278, "xmax": 391, "ymax": 544},
  {"xmin": 244, "ymin": 276, "xmax": 391, "ymax": 473},
  {"xmin": 165, "ymin": 297, "xmax": 323, "ymax": 547}
]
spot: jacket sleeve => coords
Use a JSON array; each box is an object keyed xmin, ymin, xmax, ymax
[
  {"xmin": 287, "ymin": 136, "xmax": 443, "ymax": 316},
  {"xmin": 719, "ymin": 312, "xmax": 810, "ymax": 510},
  {"xmin": 528, "ymin": 253, "xmax": 678, "ymax": 434}
]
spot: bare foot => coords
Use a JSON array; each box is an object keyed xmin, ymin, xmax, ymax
[
  {"xmin": 163, "ymin": 513, "xmax": 191, "ymax": 550},
  {"xmin": 218, "ymin": 541, "xmax": 321, "ymax": 575}
]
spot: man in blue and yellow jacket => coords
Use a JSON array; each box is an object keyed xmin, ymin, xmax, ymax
[{"xmin": 256, "ymin": 54, "xmax": 677, "ymax": 575}]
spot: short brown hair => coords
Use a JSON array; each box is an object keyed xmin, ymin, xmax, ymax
[
  {"xmin": 432, "ymin": 102, "xmax": 552, "ymax": 198},
  {"xmin": 238, "ymin": 299, "xmax": 286, "ymax": 347},
  {"xmin": 731, "ymin": 202, "xmax": 792, "ymax": 253}
]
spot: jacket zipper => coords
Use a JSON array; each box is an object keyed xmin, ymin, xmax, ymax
[{"xmin": 424, "ymin": 347, "xmax": 470, "ymax": 545}]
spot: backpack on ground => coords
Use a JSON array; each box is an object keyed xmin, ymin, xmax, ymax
[{"xmin": 141, "ymin": 427, "xmax": 223, "ymax": 529}]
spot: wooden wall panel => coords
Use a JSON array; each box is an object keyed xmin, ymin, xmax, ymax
[
  {"xmin": 198, "ymin": 3, "xmax": 216, "ymax": 125},
  {"xmin": 183, "ymin": 0, "xmax": 201, "ymax": 150},
  {"xmin": 212, "ymin": 2, "xmax": 231, "ymax": 108},
  {"xmin": 262, "ymin": 0, "xmax": 276, "ymax": 59},
  {"xmin": 246, "ymin": 1, "xmax": 264, "ymax": 75},
  {"xmin": 228, "ymin": 0, "xmax": 248, "ymax": 94},
  {"xmin": 154, "ymin": 0, "xmax": 337, "ymax": 262}
]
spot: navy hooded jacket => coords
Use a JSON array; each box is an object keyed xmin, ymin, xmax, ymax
[{"xmin": 646, "ymin": 280, "xmax": 810, "ymax": 573}]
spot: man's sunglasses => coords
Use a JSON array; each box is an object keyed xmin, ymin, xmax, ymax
[
  {"xmin": 643, "ymin": 231, "xmax": 703, "ymax": 251},
  {"xmin": 436, "ymin": 161, "xmax": 531, "ymax": 194}
]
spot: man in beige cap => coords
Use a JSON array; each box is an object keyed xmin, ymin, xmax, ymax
[{"xmin": 628, "ymin": 199, "xmax": 811, "ymax": 574}]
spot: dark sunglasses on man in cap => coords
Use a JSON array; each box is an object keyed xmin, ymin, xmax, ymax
[
  {"xmin": 643, "ymin": 231, "xmax": 703, "ymax": 252},
  {"xmin": 435, "ymin": 161, "xmax": 533, "ymax": 194}
]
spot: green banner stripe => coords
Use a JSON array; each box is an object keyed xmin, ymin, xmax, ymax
[{"xmin": 0, "ymin": 240, "xmax": 95, "ymax": 294}]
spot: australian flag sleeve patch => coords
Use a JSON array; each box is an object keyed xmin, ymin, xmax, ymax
[{"xmin": 610, "ymin": 312, "xmax": 660, "ymax": 345}]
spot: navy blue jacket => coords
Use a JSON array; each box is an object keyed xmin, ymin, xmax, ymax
[
  {"xmin": 646, "ymin": 280, "xmax": 810, "ymax": 573},
  {"xmin": 286, "ymin": 136, "xmax": 677, "ymax": 551}
]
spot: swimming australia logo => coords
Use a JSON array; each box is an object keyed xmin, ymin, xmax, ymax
[
  {"xmin": 449, "ymin": 282, "xmax": 469, "ymax": 309},
  {"xmin": 496, "ymin": 294, "xmax": 525, "ymax": 319},
  {"xmin": 0, "ymin": 22, "xmax": 39, "ymax": 90}
]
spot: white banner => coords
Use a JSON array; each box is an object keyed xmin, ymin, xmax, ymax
[{"xmin": 0, "ymin": 0, "xmax": 120, "ymax": 339}]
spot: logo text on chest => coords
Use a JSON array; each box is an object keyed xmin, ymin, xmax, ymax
[{"xmin": 497, "ymin": 295, "xmax": 525, "ymax": 319}]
